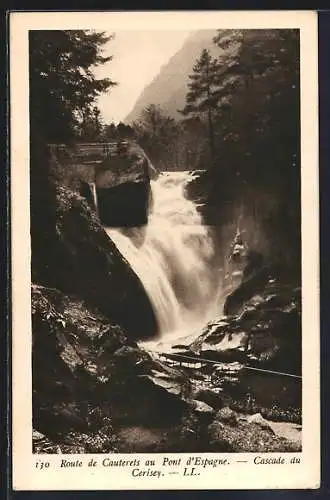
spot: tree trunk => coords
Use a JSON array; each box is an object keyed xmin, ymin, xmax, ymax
[{"xmin": 207, "ymin": 108, "xmax": 216, "ymax": 171}]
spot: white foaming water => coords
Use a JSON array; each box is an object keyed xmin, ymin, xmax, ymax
[{"xmin": 105, "ymin": 171, "xmax": 222, "ymax": 347}]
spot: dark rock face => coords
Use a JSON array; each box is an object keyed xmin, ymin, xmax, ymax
[
  {"xmin": 193, "ymin": 277, "xmax": 301, "ymax": 374},
  {"xmin": 31, "ymin": 183, "xmax": 158, "ymax": 340},
  {"xmin": 76, "ymin": 180, "xmax": 97, "ymax": 212},
  {"xmin": 215, "ymin": 407, "xmax": 238, "ymax": 426},
  {"xmin": 49, "ymin": 141, "xmax": 157, "ymax": 228},
  {"xmin": 223, "ymin": 266, "xmax": 272, "ymax": 316},
  {"xmin": 189, "ymin": 277, "xmax": 302, "ymax": 415},
  {"xmin": 32, "ymin": 285, "xmax": 189, "ymax": 453},
  {"xmin": 97, "ymin": 181, "xmax": 151, "ymax": 227},
  {"xmin": 192, "ymin": 388, "xmax": 224, "ymax": 410},
  {"xmin": 95, "ymin": 146, "xmax": 156, "ymax": 227}
]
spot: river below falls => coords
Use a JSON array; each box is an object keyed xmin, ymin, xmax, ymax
[{"xmin": 105, "ymin": 170, "xmax": 223, "ymax": 350}]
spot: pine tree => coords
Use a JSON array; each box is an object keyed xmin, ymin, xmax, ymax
[
  {"xmin": 117, "ymin": 122, "xmax": 135, "ymax": 140},
  {"xmin": 133, "ymin": 105, "xmax": 179, "ymax": 170},
  {"xmin": 29, "ymin": 30, "xmax": 117, "ymax": 268},
  {"xmin": 80, "ymin": 106, "xmax": 104, "ymax": 141},
  {"xmin": 213, "ymin": 30, "xmax": 278, "ymax": 88},
  {"xmin": 209, "ymin": 29, "xmax": 300, "ymax": 266},
  {"xmin": 29, "ymin": 30, "xmax": 117, "ymax": 144},
  {"xmin": 180, "ymin": 49, "xmax": 221, "ymax": 169},
  {"xmin": 103, "ymin": 123, "xmax": 118, "ymax": 141}
]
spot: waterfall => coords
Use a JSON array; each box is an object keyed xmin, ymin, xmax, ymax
[{"xmin": 105, "ymin": 171, "xmax": 222, "ymax": 345}]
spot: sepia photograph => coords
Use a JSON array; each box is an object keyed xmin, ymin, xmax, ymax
[
  {"xmin": 10, "ymin": 10, "xmax": 319, "ymax": 491},
  {"xmin": 30, "ymin": 26, "xmax": 303, "ymax": 455}
]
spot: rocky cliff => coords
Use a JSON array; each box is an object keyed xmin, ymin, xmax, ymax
[
  {"xmin": 31, "ymin": 182, "xmax": 157, "ymax": 339},
  {"xmin": 95, "ymin": 144, "xmax": 155, "ymax": 227},
  {"xmin": 50, "ymin": 141, "xmax": 157, "ymax": 228}
]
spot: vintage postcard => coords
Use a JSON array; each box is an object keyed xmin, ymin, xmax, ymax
[{"xmin": 10, "ymin": 10, "xmax": 320, "ymax": 490}]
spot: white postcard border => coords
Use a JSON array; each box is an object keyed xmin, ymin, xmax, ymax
[{"xmin": 10, "ymin": 10, "xmax": 320, "ymax": 491}]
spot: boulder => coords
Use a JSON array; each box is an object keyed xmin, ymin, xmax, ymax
[
  {"xmin": 193, "ymin": 400, "xmax": 214, "ymax": 413},
  {"xmin": 193, "ymin": 388, "xmax": 224, "ymax": 410},
  {"xmin": 95, "ymin": 144, "xmax": 156, "ymax": 227},
  {"xmin": 31, "ymin": 183, "xmax": 158, "ymax": 339},
  {"xmin": 96, "ymin": 180, "xmax": 151, "ymax": 227},
  {"xmin": 215, "ymin": 407, "xmax": 238, "ymax": 426},
  {"xmin": 141, "ymin": 368, "xmax": 188, "ymax": 398},
  {"xmin": 191, "ymin": 400, "xmax": 215, "ymax": 418},
  {"xmin": 223, "ymin": 267, "xmax": 272, "ymax": 316},
  {"xmin": 246, "ymin": 413, "xmax": 275, "ymax": 433},
  {"xmin": 49, "ymin": 141, "xmax": 158, "ymax": 228},
  {"xmin": 189, "ymin": 319, "xmax": 230, "ymax": 352}
]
